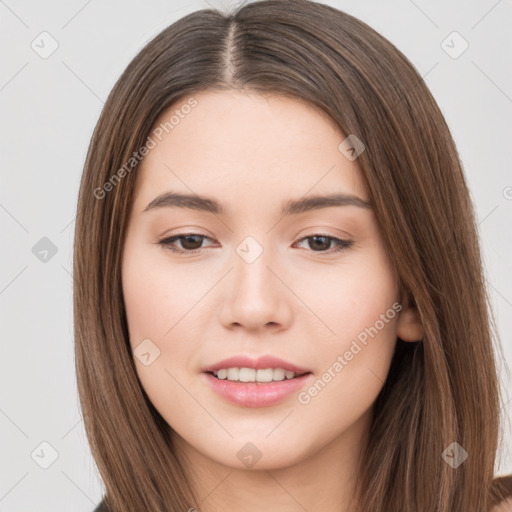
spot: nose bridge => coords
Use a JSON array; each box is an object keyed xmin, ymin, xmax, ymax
[
  {"xmin": 219, "ymin": 233, "xmax": 291, "ymax": 330},
  {"xmin": 234, "ymin": 233, "xmax": 279, "ymax": 304}
]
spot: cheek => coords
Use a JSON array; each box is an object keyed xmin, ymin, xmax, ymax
[
  {"xmin": 293, "ymin": 246, "xmax": 398, "ymax": 344},
  {"xmin": 121, "ymin": 242, "xmax": 205, "ymax": 349},
  {"xmin": 293, "ymin": 250, "xmax": 399, "ymax": 419},
  {"xmin": 121, "ymin": 240, "xmax": 215, "ymax": 411},
  {"xmin": 121, "ymin": 243, "xmax": 204, "ymax": 416},
  {"xmin": 295, "ymin": 309, "xmax": 398, "ymax": 446}
]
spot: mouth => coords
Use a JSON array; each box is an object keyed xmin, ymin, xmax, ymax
[
  {"xmin": 202, "ymin": 365, "xmax": 313, "ymax": 408},
  {"xmin": 201, "ymin": 354, "xmax": 313, "ymax": 407}
]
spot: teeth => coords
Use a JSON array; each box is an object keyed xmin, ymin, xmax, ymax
[
  {"xmin": 227, "ymin": 368, "xmax": 239, "ymax": 380},
  {"xmin": 239, "ymin": 368, "xmax": 256, "ymax": 382},
  {"xmin": 212, "ymin": 367, "xmax": 299, "ymax": 382},
  {"xmin": 216, "ymin": 369, "xmax": 228, "ymax": 379},
  {"xmin": 272, "ymin": 368, "xmax": 285, "ymax": 381}
]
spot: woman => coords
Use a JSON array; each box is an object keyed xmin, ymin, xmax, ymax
[{"xmin": 74, "ymin": 0, "xmax": 512, "ymax": 510}]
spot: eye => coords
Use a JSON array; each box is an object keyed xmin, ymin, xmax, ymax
[
  {"xmin": 293, "ymin": 234, "xmax": 353, "ymax": 253},
  {"xmin": 158, "ymin": 232, "xmax": 353, "ymax": 256},
  {"xmin": 157, "ymin": 233, "xmax": 215, "ymax": 255}
]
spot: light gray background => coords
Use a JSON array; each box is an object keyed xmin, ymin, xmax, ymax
[{"xmin": 1, "ymin": 0, "xmax": 511, "ymax": 510}]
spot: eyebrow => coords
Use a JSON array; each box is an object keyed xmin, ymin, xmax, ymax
[{"xmin": 143, "ymin": 191, "xmax": 372, "ymax": 216}]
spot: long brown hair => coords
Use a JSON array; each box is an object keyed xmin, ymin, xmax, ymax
[{"xmin": 73, "ymin": 1, "xmax": 511, "ymax": 510}]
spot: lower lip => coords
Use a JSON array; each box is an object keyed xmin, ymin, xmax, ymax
[{"xmin": 203, "ymin": 372, "xmax": 312, "ymax": 408}]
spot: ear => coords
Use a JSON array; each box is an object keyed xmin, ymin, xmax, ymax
[{"xmin": 396, "ymin": 291, "xmax": 424, "ymax": 342}]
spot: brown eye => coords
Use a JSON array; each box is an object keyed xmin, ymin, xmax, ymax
[
  {"xmin": 158, "ymin": 234, "xmax": 213, "ymax": 254},
  {"xmin": 294, "ymin": 234, "xmax": 353, "ymax": 253}
]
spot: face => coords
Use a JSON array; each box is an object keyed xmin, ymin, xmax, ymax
[{"xmin": 121, "ymin": 90, "xmax": 419, "ymax": 471}]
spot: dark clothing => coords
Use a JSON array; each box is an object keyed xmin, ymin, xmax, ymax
[{"xmin": 93, "ymin": 499, "xmax": 108, "ymax": 512}]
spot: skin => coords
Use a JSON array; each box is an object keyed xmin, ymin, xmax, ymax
[{"xmin": 121, "ymin": 90, "xmax": 423, "ymax": 512}]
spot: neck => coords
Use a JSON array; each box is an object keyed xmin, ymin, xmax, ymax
[{"xmin": 173, "ymin": 408, "xmax": 372, "ymax": 512}]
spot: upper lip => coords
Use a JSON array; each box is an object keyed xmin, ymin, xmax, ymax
[{"xmin": 202, "ymin": 355, "xmax": 311, "ymax": 375}]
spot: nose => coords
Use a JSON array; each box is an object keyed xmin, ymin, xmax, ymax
[{"xmin": 218, "ymin": 245, "xmax": 293, "ymax": 333}]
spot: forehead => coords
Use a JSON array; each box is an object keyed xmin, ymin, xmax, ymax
[{"xmin": 133, "ymin": 91, "xmax": 368, "ymax": 212}]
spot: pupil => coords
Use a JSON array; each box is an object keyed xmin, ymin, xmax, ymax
[
  {"xmin": 182, "ymin": 235, "xmax": 203, "ymax": 250},
  {"xmin": 310, "ymin": 236, "xmax": 330, "ymax": 251}
]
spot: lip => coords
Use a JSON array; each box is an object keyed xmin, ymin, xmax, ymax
[
  {"xmin": 202, "ymin": 355, "xmax": 310, "ymax": 374},
  {"xmin": 202, "ymin": 372, "xmax": 313, "ymax": 408},
  {"xmin": 201, "ymin": 355, "xmax": 312, "ymax": 408}
]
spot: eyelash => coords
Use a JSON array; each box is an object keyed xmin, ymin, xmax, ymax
[{"xmin": 157, "ymin": 233, "xmax": 353, "ymax": 256}]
